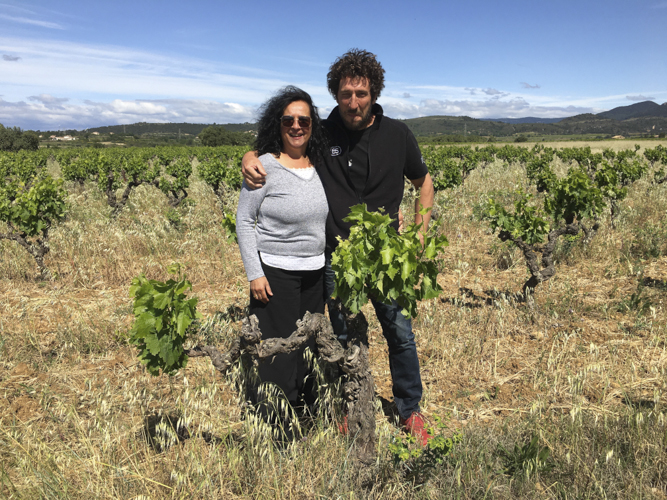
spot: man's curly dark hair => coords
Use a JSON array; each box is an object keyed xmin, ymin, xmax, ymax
[
  {"xmin": 255, "ymin": 86, "xmax": 327, "ymax": 166},
  {"xmin": 327, "ymin": 49, "xmax": 385, "ymax": 101}
]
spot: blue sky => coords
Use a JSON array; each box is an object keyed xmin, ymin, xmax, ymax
[{"xmin": 1, "ymin": 0, "xmax": 666, "ymax": 131}]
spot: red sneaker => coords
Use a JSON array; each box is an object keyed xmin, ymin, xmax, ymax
[{"xmin": 399, "ymin": 412, "xmax": 433, "ymax": 446}]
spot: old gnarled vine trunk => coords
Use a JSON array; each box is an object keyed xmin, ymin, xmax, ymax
[
  {"xmin": 186, "ymin": 310, "xmax": 376, "ymax": 461},
  {"xmin": 498, "ymin": 223, "xmax": 582, "ymax": 301}
]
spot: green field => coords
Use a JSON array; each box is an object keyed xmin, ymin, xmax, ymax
[{"xmin": 2, "ymin": 141, "xmax": 667, "ymax": 498}]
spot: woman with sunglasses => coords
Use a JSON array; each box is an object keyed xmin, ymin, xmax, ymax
[{"xmin": 236, "ymin": 86, "xmax": 329, "ymax": 437}]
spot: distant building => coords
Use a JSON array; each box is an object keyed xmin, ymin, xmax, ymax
[{"xmin": 91, "ymin": 131, "xmax": 99, "ymax": 135}]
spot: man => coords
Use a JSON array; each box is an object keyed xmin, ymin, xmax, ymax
[{"xmin": 242, "ymin": 49, "xmax": 434, "ymax": 445}]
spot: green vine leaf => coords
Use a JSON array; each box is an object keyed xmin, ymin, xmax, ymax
[
  {"xmin": 128, "ymin": 265, "xmax": 201, "ymax": 376},
  {"xmin": 331, "ymin": 204, "xmax": 448, "ymax": 318}
]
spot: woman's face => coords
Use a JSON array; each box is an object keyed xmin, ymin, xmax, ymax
[{"xmin": 281, "ymin": 100, "xmax": 312, "ymax": 153}]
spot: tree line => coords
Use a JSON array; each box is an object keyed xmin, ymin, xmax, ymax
[{"xmin": 0, "ymin": 125, "xmax": 39, "ymax": 152}]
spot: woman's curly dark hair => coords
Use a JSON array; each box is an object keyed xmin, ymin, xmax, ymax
[
  {"xmin": 327, "ymin": 49, "xmax": 385, "ymax": 101},
  {"xmin": 255, "ymin": 86, "xmax": 327, "ymax": 166}
]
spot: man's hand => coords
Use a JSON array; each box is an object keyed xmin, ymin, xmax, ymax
[
  {"xmin": 410, "ymin": 173, "xmax": 435, "ymax": 246},
  {"xmin": 241, "ymin": 151, "xmax": 266, "ymax": 189},
  {"xmin": 250, "ymin": 276, "xmax": 273, "ymax": 303}
]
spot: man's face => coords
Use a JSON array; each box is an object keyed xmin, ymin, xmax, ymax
[{"xmin": 336, "ymin": 76, "xmax": 375, "ymax": 131}]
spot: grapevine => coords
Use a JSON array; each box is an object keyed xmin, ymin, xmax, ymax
[
  {"xmin": 154, "ymin": 155, "xmax": 192, "ymax": 207},
  {"xmin": 99, "ymin": 149, "xmax": 158, "ymax": 215},
  {"xmin": 331, "ymin": 204, "xmax": 448, "ymax": 318},
  {"xmin": 129, "ymin": 263, "xmax": 201, "ymax": 376},
  {"xmin": 0, "ymin": 171, "xmax": 67, "ymax": 278},
  {"xmin": 128, "ymin": 263, "xmax": 377, "ymax": 460},
  {"xmin": 198, "ymin": 146, "xmax": 247, "ymax": 241},
  {"xmin": 60, "ymin": 149, "xmax": 102, "ymax": 185},
  {"xmin": 483, "ymin": 168, "xmax": 605, "ymax": 300}
]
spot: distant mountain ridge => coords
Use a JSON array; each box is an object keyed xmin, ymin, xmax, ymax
[
  {"xmin": 400, "ymin": 100, "xmax": 667, "ymax": 137},
  {"xmin": 72, "ymin": 101, "xmax": 666, "ymax": 139},
  {"xmin": 479, "ymin": 101, "xmax": 667, "ymax": 125},
  {"xmin": 597, "ymin": 101, "xmax": 667, "ymax": 120},
  {"xmin": 480, "ymin": 117, "xmax": 564, "ymax": 124}
]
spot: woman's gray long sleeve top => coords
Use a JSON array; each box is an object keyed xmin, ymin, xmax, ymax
[{"xmin": 236, "ymin": 153, "xmax": 329, "ymax": 282}]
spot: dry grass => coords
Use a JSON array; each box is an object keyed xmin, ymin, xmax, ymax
[
  {"xmin": 520, "ymin": 138, "xmax": 667, "ymax": 153},
  {"xmin": 2, "ymin": 141, "xmax": 667, "ymax": 498},
  {"xmin": 473, "ymin": 138, "xmax": 667, "ymax": 154}
]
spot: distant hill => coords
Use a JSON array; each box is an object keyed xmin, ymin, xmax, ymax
[
  {"xmin": 400, "ymin": 116, "xmax": 571, "ymax": 137},
  {"xmin": 487, "ymin": 101, "xmax": 667, "ymax": 125},
  {"xmin": 68, "ymin": 100, "xmax": 666, "ymax": 141},
  {"xmin": 400, "ymin": 100, "xmax": 667, "ymax": 138},
  {"xmin": 480, "ymin": 117, "xmax": 564, "ymax": 124},
  {"xmin": 597, "ymin": 101, "xmax": 667, "ymax": 120},
  {"xmin": 86, "ymin": 122, "xmax": 257, "ymax": 136}
]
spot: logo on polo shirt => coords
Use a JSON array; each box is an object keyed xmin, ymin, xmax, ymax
[{"xmin": 330, "ymin": 146, "xmax": 342, "ymax": 156}]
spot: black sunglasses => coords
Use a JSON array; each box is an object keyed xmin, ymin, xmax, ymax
[{"xmin": 281, "ymin": 115, "xmax": 312, "ymax": 128}]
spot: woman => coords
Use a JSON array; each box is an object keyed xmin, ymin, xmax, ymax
[{"xmin": 236, "ymin": 86, "xmax": 329, "ymax": 434}]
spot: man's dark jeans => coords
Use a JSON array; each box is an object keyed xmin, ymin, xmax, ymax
[{"xmin": 324, "ymin": 253, "xmax": 423, "ymax": 420}]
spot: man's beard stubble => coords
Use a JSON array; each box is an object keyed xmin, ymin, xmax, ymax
[{"xmin": 343, "ymin": 104, "xmax": 374, "ymax": 131}]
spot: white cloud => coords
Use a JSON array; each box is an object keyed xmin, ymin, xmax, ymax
[
  {"xmin": 104, "ymin": 100, "xmax": 169, "ymax": 115},
  {"xmin": 0, "ymin": 36, "xmax": 652, "ymax": 129},
  {"xmin": 521, "ymin": 82, "xmax": 541, "ymax": 89},
  {"xmin": 379, "ymin": 96, "xmax": 595, "ymax": 120},
  {"xmin": 0, "ymin": 13, "xmax": 64, "ymax": 30},
  {"xmin": 1, "ymin": 89, "xmax": 607, "ymax": 130},
  {"xmin": 28, "ymin": 94, "xmax": 69, "ymax": 108},
  {"xmin": 379, "ymin": 81, "xmax": 608, "ymax": 119},
  {"xmin": 0, "ymin": 96, "xmax": 256, "ymax": 130},
  {"xmin": 626, "ymin": 95, "xmax": 655, "ymax": 101},
  {"xmin": 0, "ymin": 36, "xmax": 332, "ymax": 129},
  {"xmin": 0, "ymin": 37, "xmax": 317, "ymax": 100},
  {"xmin": 0, "ymin": 2, "xmax": 35, "ymax": 14},
  {"xmin": 464, "ymin": 87, "xmax": 508, "ymax": 97}
]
